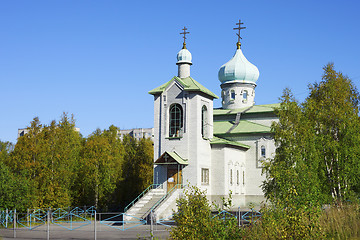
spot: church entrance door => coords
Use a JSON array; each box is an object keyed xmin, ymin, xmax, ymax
[{"xmin": 167, "ymin": 167, "xmax": 182, "ymax": 193}]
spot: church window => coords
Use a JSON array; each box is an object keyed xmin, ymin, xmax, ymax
[
  {"xmin": 243, "ymin": 171, "xmax": 245, "ymax": 185},
  {"xmin": 169, "ymin": 104, "xmax": 183, "ymax": 137},
  {"xmin": 201, "ymin": 168, "xmax": 209, "ymax": 185},
  {"xmin": 230, "ymin": 90, "xmax": 235, "ymax": 100},
  {"xmin": 261, "ymin": 145, "xmax": 266, "ymax": 158},
  {"xmin": 201, "ymin": 105, "xmax": 207, "ymax": 138},
  {"xmin": 237, "ymin": 170, "xmax": 240, "ymax": 185},
  {"xmin": 230, "ymin": 169, "xmax": 233, "ymax": 185},
  {"xmin": 243, "ymin": 90, "xmax": 248, "ymax": 100}
]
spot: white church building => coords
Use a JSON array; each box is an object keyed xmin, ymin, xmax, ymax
[{"xmin": 125, "ymin": 23, "xmax": 278, "ymax": 220}]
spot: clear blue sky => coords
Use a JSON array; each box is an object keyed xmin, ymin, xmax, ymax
[{"xmin": 1, "ymin": 0, "xmax": 359, "ymax": 143}]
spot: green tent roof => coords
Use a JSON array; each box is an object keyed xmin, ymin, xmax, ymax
[
  {"xmin": 149, "ymin": 76, "xmax": 218, "ymax": 99},
  {"xmin": 210, "ymin": 136, "xmax": 250, "ymax": 149},
  {"xmin": 154, "ymin": 151, "xmax": 188, "ymax": 165},
  {"xmin": 213, "ymin": 103, "xmax": 280, "ymax": 116},
  {"xmin": 213, "ymin": 120, "xmax": 271, "ymax": 135}
]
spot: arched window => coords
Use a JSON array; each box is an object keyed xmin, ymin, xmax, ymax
[
  {"xmin": 231, "ymin": 90, "xmax": 235, "ymax": 100},
  {"xmin": 169, "ymin": 104, "xmax": 183, "ymax": 137},
  {"xmin": 230, "ymin": 169, "xmax": 233, "ymax": 185},
  {"xmin": 261, "ymin": 145, "xmax": 266, "ymax": 158},
  {"xmin": 243, "ymin": 90, "xmax": 248, "ymax": 100},
  {"xmin": 201, "ymin": 105, "xmax": 207, "ymax": 138}
]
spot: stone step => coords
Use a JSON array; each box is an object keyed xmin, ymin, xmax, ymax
[{"xmin": 124, "ymin": 188, "xmax": 167, "ymax": 221}]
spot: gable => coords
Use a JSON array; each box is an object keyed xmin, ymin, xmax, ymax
[
  {"xmin": 166, "ymin": 81, "xmax": 184, "ymax": 100},
  {"xmin": 154, "ymin": 151, "xmax": 188, "ymax": 165},
  {"xmin": 149, "ymin": 76, "xmax": 218, "ymax": 99}
]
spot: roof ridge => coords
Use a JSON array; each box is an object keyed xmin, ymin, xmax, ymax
[
  {"xmin": 255, "ymin": 103, "xmax": 280, "ymax": 107},
  {"xmin": 254, "ymin": 105, "xmax": 272, "ymax": 109},
  {"xmin": 189, "ymin": 76, "xmax": 201, "ymax": 89},
  {"xmin": 210, "ymin": 136, "xmax": 250, "ymax": 149},
  {"xmin": 148, "ymin": 77, "xmax": 176, "ymax": 94},
  {"xmin": 175, "ymin": 77, "xmax": 190, "ymax": 88},
  {"xmin": 241, "ymin": 120, "xmax": 271, "ymax": 128},
  {"xmin": 227, "ymin": 105, "xmax": 254, "ymax": 133}
]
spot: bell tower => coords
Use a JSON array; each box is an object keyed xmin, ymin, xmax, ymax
[{"xmin": 149, "ymin": 27, "xmax": 218, "ymax": 191}]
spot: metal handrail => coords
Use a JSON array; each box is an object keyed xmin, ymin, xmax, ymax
[
  {"xmin": 124, "ymin": 184, "xmax": 163, "ymax": 212},
  {"xmin": 144, "ymin": 184, "xmax": 184, "ymax": 218}
]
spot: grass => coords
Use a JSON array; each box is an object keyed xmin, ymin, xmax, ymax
[
  {"xmin": 242, "ymin": 202, "xmax": 360, "ymax": 239},
  {"xmin": 320, "ymin": 203, "xmax": 360, "ymax": 240}
]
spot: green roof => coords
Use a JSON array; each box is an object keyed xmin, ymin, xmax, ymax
[
  {"xmin": 210, "ymin": 136, "xmax": 250, "ymax": 149},
  {"xmin": 213, "ymin": 120, "xmax": 271, "ymax": 135},
  {"xmin": 213, "ymin": 103, "xmax": 280, "ymax": 116},
  {"xmin": 149, "ymin": 76, "xmax": 218, "ymax": 99},
  {"xmin": 154, "ymin": 151, "xmax": 188, "ymax": 165}
]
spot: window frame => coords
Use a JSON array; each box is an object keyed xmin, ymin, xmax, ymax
[
  {"xmin": 243, "ymin": 90, "xmax": 248, "ymax": 100},
  {"xmin": 230, "ymin": 89, "xmax": 236, "ymax": 100},
  {"xmin": 237, "ymin": 169, "xmax": 240, "ymax": 185},
  {"xmin": 201, "ymin": 168, "xmax": 209, "ymax": 185},
  {"xmin": 201, "ymin": 105, "xmax": 207, "ymax": 138},
  {"xmin": 169, "ymin": 104, "xmax": 183, "ymax": 138},
  {"xmin": 261, "ymin": 145, "xmax": 266, "ymax": 158},
  {"xmin": 242, "ymin": 171, "xmax": 245, "ymax": 186}
]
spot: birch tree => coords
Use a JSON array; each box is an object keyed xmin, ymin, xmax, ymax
[{"xmin": 263, "ymin": 63, "xmax": 360, "ymax": 205}]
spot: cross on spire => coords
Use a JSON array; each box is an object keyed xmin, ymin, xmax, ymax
[
  {"xmin": 233, "ymin": 20, "xmax": 246, "ymax": 48},
  {"xmin": 180, "ymin": 26, "xmax": 190, "ymax": 49}
]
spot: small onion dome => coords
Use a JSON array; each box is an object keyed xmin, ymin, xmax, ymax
[
  {"xmin": 176, "ymin": 47, "xmax": 192, "ymax": 65},
  {"xmin": 218, "ymin": 47, "xmax": 259, "ymax": 84}
]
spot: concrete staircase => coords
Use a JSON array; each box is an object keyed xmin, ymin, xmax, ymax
[
  {"xmin": 124, "ymin": 188, "xmax": 166, "ymax": 223},
  {"xmin": 154, "ymin": 188, "xmax": 183, "ymax": 221}
]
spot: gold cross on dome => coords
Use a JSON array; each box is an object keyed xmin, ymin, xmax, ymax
[
  {"xmin": 233, "ymin": 19, "xmax": 246, "ymax": 46},
  {"xmin": 180, "ymin": 27, "xmax": 190, "ymax": 49}
]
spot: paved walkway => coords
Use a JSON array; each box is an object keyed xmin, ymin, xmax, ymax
[{"xmin": 0, "ymin": 222, "xmax": 171, "ymax": 239}]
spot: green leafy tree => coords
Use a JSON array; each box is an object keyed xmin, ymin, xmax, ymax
[
  {"xmin": 0, "ymin": 161, "xmax": 32, "ymax": 211},
  {"xmin": 0, "ymin": 140, "xmax": 32, "ymax": 211},
  {"xmin": 263, "ymin": 63, "xmax": 360, "ymax": 205},
  {"xmin": 119, "ymin": 135, "xmax": 153, "ymax": 207},
  {"xmin": 9, "ymin": 117, "xmax": 43, "ymax": 180},
  {"xmin": 262, "ymin": 89, "xmax": 324, "ymax": 206},
  {"xmin": 0, "ymin": 140, "xmax": 13, "ymax": 163},
  {"xmin": 133, "ymin": 137, "xmax": 154, "ymax": 191},
  {"xmin": 78, "ymin": 125, "xmax": 124, "ymax": 210},
  {"xmin": 3, "ymin": 114, "xmax": 154, "ymax": 211},
  {"xmin": 8, "ymin": 114, "xmax": 82, "ymax": 208},
  {"xmin": 36, "ymin": 114, "xmax": 82, "ymax": 208},
  {"xmin": 305, "ymin": 64, "xmax": 360, "ymax": 201}
]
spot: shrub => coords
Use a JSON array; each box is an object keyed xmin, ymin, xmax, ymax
[
  {"xmin": 170, "ymin": 186, "xmax": 243, "ymax": 239},
  {"xmin": 243, "ymin": 204, "xmax": 323, "ymax": 239}
]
